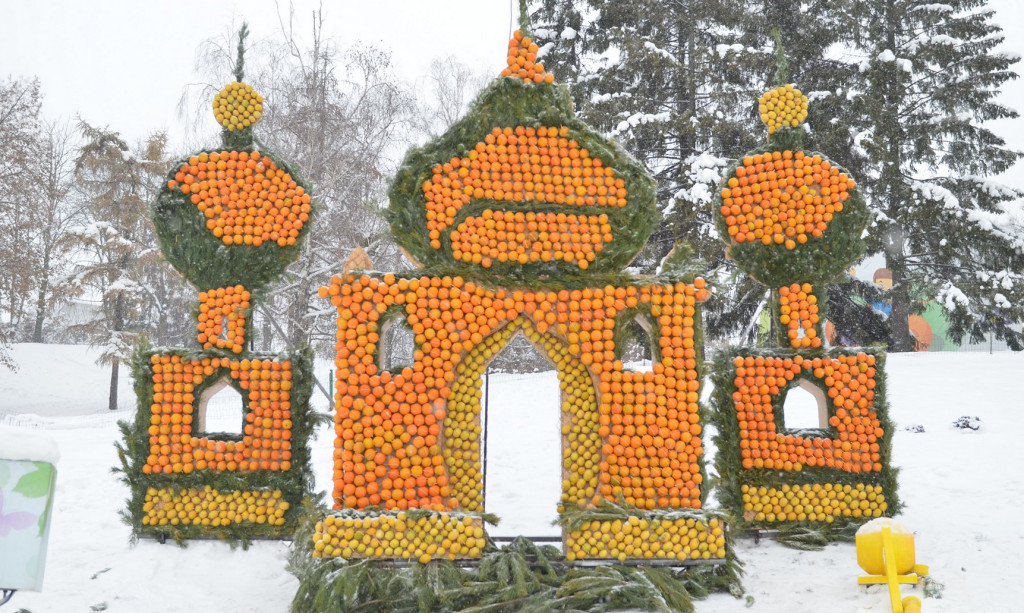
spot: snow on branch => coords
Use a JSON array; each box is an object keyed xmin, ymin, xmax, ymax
[
  {"xmin": 912, "ymin": 4, "xmax": 954, "ymax": 13},
  {"xmin": 911, "ymin": 179, "xmax": 960, "ymax": 213},
  {"xmin": 643, "ymin": 41, "xmax": 679, "ymax": 64},
  {"xmin": 937, "ymin": 281, "xmax": 970, "ymax": 312},
  {"xmin": 611, "ymin": 111, "xmax": 671, "ymax": 136},
  {"xmin": 665, "ymin": 153, "xmax": 730, "ymax": 218}
]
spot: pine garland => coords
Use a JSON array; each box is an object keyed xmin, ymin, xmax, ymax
[
  {"xmin": 707, "ymin": 345, "xmax": 901, "ymax": 546},
  {"xmin": 116, "ymin": 342, "xmax": 318, "ymax": 545},
  {"xmin": 288, "ymin": 502, "xmax": 744, "ymax": 613}
]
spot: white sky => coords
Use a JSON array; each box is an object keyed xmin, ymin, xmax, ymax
[{"xmin": 2, "ymin": 0, "xmax": 1022, "ymax": 189}]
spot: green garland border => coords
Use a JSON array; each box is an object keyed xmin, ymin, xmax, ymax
[
  {"xmin": 387, "ymin": 77, "xmax": 659, "ymax": 283},
  {"xmin": 116, "ymin": 343, "xmax": 317, "ymax": 545},
  {"xmin": 152, "ymin": 148, "xmax": 317, "ymax": 293},
  {"xmin": 708, "ymin": 345, "xmax": 901, "ymax": 541},
  {"xmin": 711, "ymin": 138, "xmax": 869, "ymax": 289}
]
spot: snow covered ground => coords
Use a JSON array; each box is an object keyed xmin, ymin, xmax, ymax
[{"xmin": 1, "ymin": 344, "xmax": 1022, "ymax": 612}]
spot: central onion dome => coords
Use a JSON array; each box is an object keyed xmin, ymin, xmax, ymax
[{"xmin": 387, "ymin": 29, "xmax": 658, "ymax": 280}]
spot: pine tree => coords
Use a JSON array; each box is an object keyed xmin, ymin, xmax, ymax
[
  {"xmin": 845, "ymin": 0, "xmax": 1024, "ymax": 350},
  {"xmin": 530, "ymin": 1, "xmax": 846, "ymax": 342},
  {"xmin": 72, "ymin": 124, "xmax": 172, "ymax": 410}
]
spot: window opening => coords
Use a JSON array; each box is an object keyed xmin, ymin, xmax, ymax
[
  {"xmin": 198, "ymin": 378, "xmax": 245, "ymax": 435},
  {"xmin": 782, "ymin": 378, "xmax": 829, "ymax": 430}
]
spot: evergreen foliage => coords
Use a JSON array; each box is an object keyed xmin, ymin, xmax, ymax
[
  {"xmin": 844, "ymin": 0, "xmax": 1024, "ymax": 350},
  {"xmin": 288, "ymin": 503, "xmax": 744, "ymax": 613},
  {"xmin": 531, "ymin": 0, "xmax": 1024, "ymax": 349},
  {"xmin": 116, "ymin": 344, "xmax": 319, "ymax": 544},
  {"xmin": 71, "ymin": 124, "xmax": 175, "ymax": 409},
  {"xmin": 707, "ymin": 346, "xmax": 902, "ymax": 545},
  {"xmin": 387, "ymin": 76, "xmax": 658, "ymax": 283}
]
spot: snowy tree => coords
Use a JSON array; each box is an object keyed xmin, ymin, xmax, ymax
[
  {"xmin": 71, "ymin": 124, "xmax": 174, "ymax": 409},
  {"xmin": 26, "ymin": 121, "xmax": 87, "ymax": 343},
  {"xmin": 0, "ymin": 77, "xmax": 43, "ymax": 361},
  {"xmin": 529, "ymin": 1, "xmax": 830, "ymax": 341},
  {"xmin": 844, "ymin": 0, "xmax": 1024, "ymax": 350}
]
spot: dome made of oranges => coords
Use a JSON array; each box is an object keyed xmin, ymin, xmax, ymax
[
  {"xmin": 714, "ymin": 88, "xmax": 868, "ymax": 287},
  {"xmin": 714, "ymin": 146, "xmax": 868, "ymax": 287},
  {"xmin": 153, "ymin": 146, "xmax": 315, "ymax": 292},
  {"xmin": 387, "ymin": 29, "xmax": 657, "ymax": 279}
]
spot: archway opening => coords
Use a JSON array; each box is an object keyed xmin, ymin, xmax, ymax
[
  {"xmin": 198, "ymin": 378, "xmax": 245, "ymax": 436},
  {"xmin": 482, "ymin": 330, "xmax": 562, "ymax": 538},
  {"xmin": 781, "ymin": 378, "xmax": 829, "ymax": 430}
]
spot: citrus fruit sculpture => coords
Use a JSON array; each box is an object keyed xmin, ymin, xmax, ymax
[
  {"xmin": 708, "ymin": 85, "xmax": 900, "ymax": 539},
  {"xmin": 313, "ymin": 26, "xmax": 727, "ymax": 564},
  {"xmin": 119, "ymin": 28, "xmax": 315, "ymax": 541}
]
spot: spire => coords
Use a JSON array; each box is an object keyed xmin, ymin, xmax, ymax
[{"xmin": 499, "ymin": 30, "xmax": 554, "ymax": 84}]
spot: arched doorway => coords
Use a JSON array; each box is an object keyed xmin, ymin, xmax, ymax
[{"xmin": 443, "ymin": 317, "xmax": 603, "ymax": 533}]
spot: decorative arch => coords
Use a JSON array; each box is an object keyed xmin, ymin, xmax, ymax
[{"xmin": 444, "ymin": 317, "xmax": 602, "ymax": 512}]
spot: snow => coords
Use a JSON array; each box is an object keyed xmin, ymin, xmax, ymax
[
  {"xmin": 612, "ymin": 111, "xmax": 672, "ymax": 136},
  {"xmin": 913, "ymin": 4, "xmax": 954, "ymax": 13},
  {"xmin": 643, "ymin": 41, "xmax": 679, "ymax": 64},
  {"xmin": 937, "ymin": 282, "xmax": 971, "ymax": 311},
  {"xmin": 0, "ymin": 344, "xmax": 137, "ymax": 416},
  {"xmin": 2, "ymin": 345, "xmax": 1024, "ymax": 611},
  {"xmin": 0, "ymin": 426, "xmax": 60, "ymax": 464},
  {"xmin": 560, "ymin": 26, "xmax": 577, "ymax": 41},
  {"xmin": 877, "ymin": 49, "xmax": 896, "ymax": 62},
  {"xmin": 856, "ymin": 517, "xmax": 912, "ymax": 537}
]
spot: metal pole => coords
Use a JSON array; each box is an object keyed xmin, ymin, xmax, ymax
[
  {"xmin": 482, "ymin": 364, "xmax": 490, "ymax": 511},
  {"xmin": 0, "ymin": 588, "xmax": 16, "ymax": 606}
]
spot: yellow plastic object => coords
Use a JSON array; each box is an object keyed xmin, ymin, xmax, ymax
[
  {"xmin": 902, "ymin": 596, "xmax": 922, "ymax": 613},
  {"xmin": 857, "ymin": 521, "xmax": 916, "ymax": 575},
  {"xmin": 856, "ymin": 519, "xmax": 928, "ymax": 613}
]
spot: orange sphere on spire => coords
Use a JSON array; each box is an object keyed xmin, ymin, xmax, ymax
[{"xmin": 499, "ymin": 30, "xmax": 555, "ymax": 84}]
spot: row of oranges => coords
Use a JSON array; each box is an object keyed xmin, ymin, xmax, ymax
[
  {"xmin": 142, "ymin": 486, "xmax": 288, "ymax": 527},
  {"xmin": 197, "ymin": 285, "xmax": 251, "ymax": 353},
  {"xmin": 321, "ymin": 273, "xmax": 709, "ymax": 512},
  {"xmin": 168, "ymin": 150, "xmax": 311, "ymax": 247},
  {"xmin": 422, "ymin": 125, "xmax": 626, "ymax": 249},
  {"xmin": 313, "ymin": 513, "xmax": 485, "ymax": 562},
  {"xmin": 720, "ymin": 150, "xmax": 854, "ymax": 249},
  {"xmin": 144, "ymin": 354, "xmax": 294, "ymax": 474},
  {"xmin": 740, "ymin": 482, "xmax": 887, "ymax": 523},
  {"xmin": 565, "ymin": 516, "xmax": 726, "ymax": 562},
  {"xmin": 778, "ymin": 283, "xmax": 822, "ymax": 349},
  {"xmin": 450, "ymin": 210, "xmax": 609, "ymax": 269},
  {"xmin": 731, "ymin": 353, "xmax": 883, "ymax": 474}
]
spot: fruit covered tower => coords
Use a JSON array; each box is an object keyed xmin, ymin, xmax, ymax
[
  {"xmin": 313, "ymin": 24, "xmax": 727, "ymax": 563},
  {"xmin": 708, "ymin": 85, "xmax": 900, "ymax": 541},
  {"xmin": 119, "ymin": 27, "xmax": 316, "ymax": 542}
]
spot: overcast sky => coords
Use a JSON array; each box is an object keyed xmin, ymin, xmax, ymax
[{"xmin": 2, "ymin": 0, "xmax": 1022, "ymax": 188}]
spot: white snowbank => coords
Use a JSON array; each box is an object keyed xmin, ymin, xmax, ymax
[{"xmin": 0, "ymin": 425, "xmax": 60, "ymax": 464}]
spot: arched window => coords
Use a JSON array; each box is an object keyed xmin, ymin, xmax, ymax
[
  {"xmin": 378, "ymin": 312, "xmax": 415, "ymax": 373},
  {"xmin": 197, "ymin": 378, "xmax": 245, "ymax": 436},
  {"xmin": 781, "ymin": 378, "xmax": 829, "ymax": 431},
  {"xmin": 615, "ymin": 312, "xmax": 657, "ymax": 371}
]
